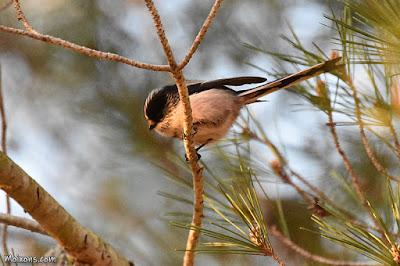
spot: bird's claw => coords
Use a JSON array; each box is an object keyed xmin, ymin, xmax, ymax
[
  {"xmin": 182, "ymin": 127, "xmax": 198, "ymax": 140},
  {"xmin": 185, "ymin": 152, "xmax": 201, "ymax": 162}
]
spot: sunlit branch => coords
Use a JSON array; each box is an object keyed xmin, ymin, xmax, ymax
[{"xmin": 143, "ymin": 1, "xmax": 205, "ymax": 265}]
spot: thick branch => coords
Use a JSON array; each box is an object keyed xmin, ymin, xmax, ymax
[{"xmin": 0, "ymin": 152, "xmax": 130, "ymax": 265}]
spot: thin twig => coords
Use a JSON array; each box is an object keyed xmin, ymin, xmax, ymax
[
  {"xmin": 0, "ymin": 213, "xmax": 48, "ymax": 235},
  {"xmin": 271, "ymin": 252, "xmax": 285, "ymax": 266},
  {"xmin": 0, "ymin": 25, "xmax": 171, "ymax": 71},
  {"xmin": 388, "ymin": 121, "xmax": 400, "ymax": 157},
  {"xmin": 290, "ymin": 170, "xmax": 334, "ymax": 206},
  {"xmin": 177, "ymin": 0, "xmax": 223, "ymax": 70},
  {"xmin": 249, "ymin": 132, "xmax": 314, "ymax": 204},
  {"xmin": 143, "ymin": 1, "xmax": 205, "ymax": 265},
  {"xmin": 12, "ymin": 0, "xmax": 38, "ymax": 34},
  {"xmin": 269, "ymin": 226, "xmax": 379, "ymax": 266},
  {"xmin": 327, "ymin": 102, "xmax": 385, "ymax": 240},
  {"xmin": 270, "ymin": 160, "xmax": 314, "ymax": 204},
  {"xmin": 347, "ymin": 77, "xmax": 400, "ymax": 182},
  {"xmin": 0, "ymin": 69, "xmax": 6, "ymax": 156},
  {"xmin": 0, "ymin": 0, "xmax": 12, "ymax": 12},
  {"xmin": 248, "ymin": 130, "xmax": 287, "ymax": 165},
  {"xmin": 253, "ymin": 128, "xmax": 381, "ymax": 231},
  {"xmin": 0, "ymin": 66, "xmax": 9, "ymax": 262}
]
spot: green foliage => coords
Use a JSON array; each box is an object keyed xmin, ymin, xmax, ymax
[{"xmin": 313, "ymin": 179, "xmax": 400, "ymax": 265}]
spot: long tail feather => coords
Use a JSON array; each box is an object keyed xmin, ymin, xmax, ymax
[{"xmin": 238, "ymin": 57, "xmax": 343, "ymax": 105}]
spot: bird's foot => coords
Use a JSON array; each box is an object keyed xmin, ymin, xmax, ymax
[
  {"xmin": 182, "ymin": 127, "xmax": 198, "ymax": 140},
  {"xmin": 185, "ymin": 152, "xmax": 201, "ymax": 162}
]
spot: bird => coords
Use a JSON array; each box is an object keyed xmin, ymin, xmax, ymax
[{"xmin": 144, "ymin": 57, "xmax": 342, "ymax": 157}]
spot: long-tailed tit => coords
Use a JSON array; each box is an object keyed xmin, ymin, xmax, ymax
[{"xmin": 144, "ymin": 58, "xmax": 342, "ymax": 154}]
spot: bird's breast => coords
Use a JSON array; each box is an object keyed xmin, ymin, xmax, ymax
[{"xmin": 155, "ymin": 89, "xmax": 242, "ymax": 146}]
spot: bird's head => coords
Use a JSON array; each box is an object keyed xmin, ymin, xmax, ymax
[{"xmin": 144, "ymin": 85, "xmax": 179, "ymax": 130}]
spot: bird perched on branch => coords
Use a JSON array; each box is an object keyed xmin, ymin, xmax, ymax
[{"xmin": 144, "ymin": 57, "xmax": 342, "ymax": 158}]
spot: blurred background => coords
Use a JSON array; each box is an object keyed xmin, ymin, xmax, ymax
[{"xmin": 0, "ymin": 0, "xmax": 378, "ymax": 265}]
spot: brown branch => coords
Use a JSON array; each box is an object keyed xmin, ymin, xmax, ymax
[
  {"xmin": 326, "ymin": 91, "xmax": 386, "ymax": 241},
  {"xmin": 270, "ymin": 160, "xmax": 313, "ymax": 204},
  {"xmin": 0, "ymin": 65, "xmax": 9, "ymax": 264},
  {"xmin": 143, "ymin": 1, "xmax": 205, "ymax": 265},
  {"xmin": 249, "ymin": 131, "xmax": 321, "ymax": 205},
  {"xmin": 0, "ymin": 69, "xmax": 6, "ymax": 156},
  {"xmin": 0, "ymin": 152, "xmax": 130, "ymax": 265},
  {"xmin": 12, "ymin": 0, "xmax": 38, "ymax": 34},
  {"xmin": 327, "ymin": 114, "xmax": 367, "ymax": 203},
  {"xmin": 269, "ymin": 226, "xmax": 379, "ymax": 266},
  {"xmin": 271, "ymin": 253, "xmax": 285, "ymax": 266},
  {"xmin": 177, "ymin": 0, "xmax": 223, "ymax": 70},
  {"xmin": 346, "ymin": 77, "xmax": 400, "ymax": 182},
  {"xmin": 0, "ymin": 213, "xmax": 48, "ymax": 235},
  {"xmin": 388, "ymin": 121, "xmax": 400, "ymax": 158},
  {"xmin": 0, "ymin": 66, "xmax": 9, "ymax": 264},
  {"xmin": 290, "ymin": 170, "xmax": 334, "ymax": 206},
  {"xmin": 0, "ymin": 25, "xmax": 171, "ymax": 71},
  {"xmin": 248, "ymin": 130, "xmax": 287, "ymax": 166},
  {"xmin": 2, "ymin": 196, "xmax": 10, "ymax": 260},
  {"xmin": 0, "ymin": 0, "xmax": 12, "ymax": 12}
]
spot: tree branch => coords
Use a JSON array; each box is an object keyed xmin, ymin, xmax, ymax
[
  {"xmin": 0, "ymin": 213, "xmax": 48, "ymax": 235},
  {"xmin": 177, "ymin": 0, "xmax": 223, "ymax": 70},
  {"xmin": 0, "ymin": 65, "xmax": 10, "ymax": 264},
  {"xmin": 316, "ymin": 73, "xmax": 386, "ymax": 241},
  {"xmin": 143, "ymin": 1, "xmax": 207, "ymax": 265},
  {"xmin": 0, "ymin": 25, "xmax": 171, "ymax": 71},
  {"xmin": 346, "ymin": 75, "xmax": 400, "ymax": 182},
  {"xmin": 269, "ymin": 226, "xmax": 379, "ymax": 266},
  {"xmin": 388, "ymin": 121, "xmax": 400, "ymax": 158},
  {"xmin": 0, "ymin": 152, "xmax": 130, "ymax": 265},
  {"xmin": 12, "ymin": 0, "xmax": 38, "ymax": 34}
]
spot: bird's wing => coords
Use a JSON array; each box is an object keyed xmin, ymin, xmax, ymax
[
  {"xmin": 186, "ymin": 76, "xmax": 267, "ymax": 95},
  {"xmin": 199, "ymin": 76, "xmax": 266, "ymax": 89}
]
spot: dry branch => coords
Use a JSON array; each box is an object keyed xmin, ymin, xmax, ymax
[
  {"xmin": 270, "ymin": 226, "xmax": 379, "ymax": 266},
  {"xmin": 143, "ymin": 1, "xmax": 206, "ymax": 265},
  {"xmin": 0, "ymin": 213, "xmax": 48, "ymax": 235},
  {"xmin": 0, "ymin": 64, "xmax": 10, "ymax": 263},
  {"xmin": 0, "ymin": 152, "xmax": 130, "ymax": 265},
  {"xmin": 0, "ymin": 25, "xmax": 170, "ymax": 71},
  {"xmin": 12, "ymin": 0, "xmax": 38, "ymax": 34}
]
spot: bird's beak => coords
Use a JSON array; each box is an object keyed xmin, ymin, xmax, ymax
[{"xmin": 149, "ymin": 124, "xmax": 156, "ymax": 130}]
